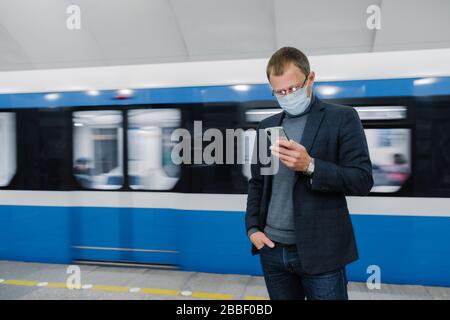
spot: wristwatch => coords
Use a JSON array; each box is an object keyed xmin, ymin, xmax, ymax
[{"xmin": 305, "ymin": 158, "xmax": 315, "ymax": 176}]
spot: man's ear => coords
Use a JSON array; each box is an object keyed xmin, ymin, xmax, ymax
[
  {"xmin": 308, "ymin": 71, "xmax": 315, "ymax": 82},
  {"xmin": 307, "ymin": 71, "xmax": 315, "ymax": 97}
]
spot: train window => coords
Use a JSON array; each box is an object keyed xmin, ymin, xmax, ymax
[
  {"xmin": 73, "ymin": 110, "xmax": 123, "ymax": 189},
  {"xmin": 244, "ymin": 108, "xmax": 411, "ymax": 193},
  {"xmin": 245, "ymin": 108, "xmax": 281, "ymax": 123},
  {"xmin": 242, "ymin": 109, "xmax": 280, "ymax": 180},
  {"xmin": 0, "ymin": 112, "xmax": 16, "ymax": 187},
  {"xmin": 245, "ymin": 106, "xmax": 408, "ymax": 123},
  {"xmin": 365, "ymin": 128, "xmax": 411, "ymax": 193},
  {"xmin": 127, "ymin": 109, "xmax": 181, "ymax": 190},
  {"xmin": 354, "ymin": 106, "xmax": 407, "ymax": 120}
]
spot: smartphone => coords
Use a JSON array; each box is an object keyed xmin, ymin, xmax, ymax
[{"xmin": 264, "ymin": 126, "xmax": 290, "ymax": 145}]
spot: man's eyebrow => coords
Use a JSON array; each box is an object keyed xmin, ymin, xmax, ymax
[{"xmin": 274, "ymin": 83, "xmax": 299, "ymax": 91}]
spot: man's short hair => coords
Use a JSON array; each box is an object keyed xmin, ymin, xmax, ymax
[{"xmin": 266, "ymin": 47, "xmax": 310, "ymax": 80}]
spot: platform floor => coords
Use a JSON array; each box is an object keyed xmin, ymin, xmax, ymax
[{"xmin": 0, "ymin": 260, "xmax": 449, "ymax": 300}]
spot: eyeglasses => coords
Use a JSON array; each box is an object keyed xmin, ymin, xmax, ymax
[{"xmin": 272, "ymin": 74, "xmax": 309, "ymax": 97}]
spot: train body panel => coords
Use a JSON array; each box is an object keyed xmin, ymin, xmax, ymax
[{"xmin": 1, "ymin": 192, "xmax": 450, "ymax": 286}]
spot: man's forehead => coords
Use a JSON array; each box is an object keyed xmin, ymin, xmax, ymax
[
  {"xmin": 270, "ymin": 65, "xmax": 304, "ymax": 89},
  {"xmin": 282, "ymin": 63, "xmax": 304, "ymax": 75}
]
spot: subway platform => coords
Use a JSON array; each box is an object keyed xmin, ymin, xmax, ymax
[{"xmin": 0, "ymin": 260, "xmax": 449, "ymax": 300}]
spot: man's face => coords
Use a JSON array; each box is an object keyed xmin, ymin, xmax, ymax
[{"xmin": 269, "ymin": 63, "xmax": 314, "ymax": 97}]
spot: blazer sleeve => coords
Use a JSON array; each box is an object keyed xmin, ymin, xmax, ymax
[
  {"xmin": 309, "ymin": 107, "xmax": 374, "ymax": 196},
  {"xmin": 245, "ymin": 123, "xmax": 264, "ymax": 233}
]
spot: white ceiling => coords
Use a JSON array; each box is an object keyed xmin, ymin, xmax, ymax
[{"xmin": 0, "ymin": 0, "xmax": 449, "ymax": 71}]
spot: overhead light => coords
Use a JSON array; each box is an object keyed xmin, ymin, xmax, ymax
[
  {"xmin": 74, "ymin": 122, "xmax": 83, "ymax": 127},
  {"xmin": 233, "ymin": 85, "xmax": 250, "ymax": 92},
  {"xmin": 44, "ymin": 93, "xmax": 60, "ymax": 101},
  {"xmin": 114, "ymin": 89, "xmax": 134, "ymax": 100},
  {"xmin": 316, "ymin": 86, "xmax": 340, "ymax": 96},
  {"xmin": 87, "ymin": 90, "xmax": 100, "ymax": 96},
  {"xmin": 413, "ymin": 78, "xmax": 437, "ymax": 86},
  {"xmin": 118, "ymin": 89, "xmax": 133, "ymax": 96}
]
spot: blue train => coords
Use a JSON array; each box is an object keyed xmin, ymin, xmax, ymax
[{"xmin": 1, "ymin": 49, "xmax": 450, "ymax": 286}]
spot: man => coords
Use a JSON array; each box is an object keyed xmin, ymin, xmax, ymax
[{"xmin": 245, "ymin": 47, "xmax": 373, "ymax": 300}]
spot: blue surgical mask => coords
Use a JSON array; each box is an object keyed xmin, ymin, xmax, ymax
[{"xmin": 275, "ymin": 86, "xmax": 311, "ymax": 116}]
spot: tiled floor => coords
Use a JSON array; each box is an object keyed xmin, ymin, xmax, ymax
[{"xmin": 0, "ymin": 260, "xmax": 449, "ymax": 300}]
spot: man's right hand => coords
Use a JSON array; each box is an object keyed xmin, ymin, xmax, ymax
[{"xmin": 250, "ymin": 231, "xmax": 275, "ymax": 250}]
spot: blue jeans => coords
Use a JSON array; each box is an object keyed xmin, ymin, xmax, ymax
[{"xmin": 259, "ymin": 243, "xmax": 348, "ymax": 300}]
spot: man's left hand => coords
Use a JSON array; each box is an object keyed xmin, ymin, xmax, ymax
[{"xmin": 270, "ymin": 139, "xmax": 312, "ymax": 172}]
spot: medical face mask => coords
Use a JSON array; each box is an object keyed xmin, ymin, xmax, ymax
[{"xmin": 275, "ymin": 85, "xmax": 311, "ymax": 116}]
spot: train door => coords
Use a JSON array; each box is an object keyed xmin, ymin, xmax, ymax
[
  {"xmin": 326, "ymin": 100, "xmax": 414, "ymax": 196},
  {"xmin": 71, "ymin": 108, "xmax": 182, "ymax": 268},
  {"xmin": 354, "ymin": 105, "xmax": 412, "ymax": 194}
]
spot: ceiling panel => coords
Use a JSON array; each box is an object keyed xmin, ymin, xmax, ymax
[
  {"xmin": 0, "ymin": 24, "xmax": 33, "ymax": 70},
  {"xmin": 74, "ymin": 0, "xmax": 188, "ymax": 65},
  {"xmin": 0, "ymin": 0, "xmax": 449, "ymax": 71},
  {"xmin": 169, "ymin": 0, "xmax": 276, "ymax": 60},
  {"xmin": 373, "ymin": 0, "xmax": 450, "ymax": 52},
  {"xmin": 0, "ymin": 0, "xmax": 104, "ymax": 69},
  {"xmin": 274, "ymin": 0, "xmax": 383, "ymax": 55}
]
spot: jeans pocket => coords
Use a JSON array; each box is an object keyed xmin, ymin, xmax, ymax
[{"xmin": 259, "ymin": 245, "xmax": 271, "ymax": 254}]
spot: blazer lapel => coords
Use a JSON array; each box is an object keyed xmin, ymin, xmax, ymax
[
  {"xmin": 300, "ymin": 96, "xmax": 325, "ymax": 153},
  {"xmin": 262, "ymin": 110, "xmax": 284, "ymax": 207},
  {"xmin": 274, "ymin": 110, "xmax": 285, "ymax": 126}
]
